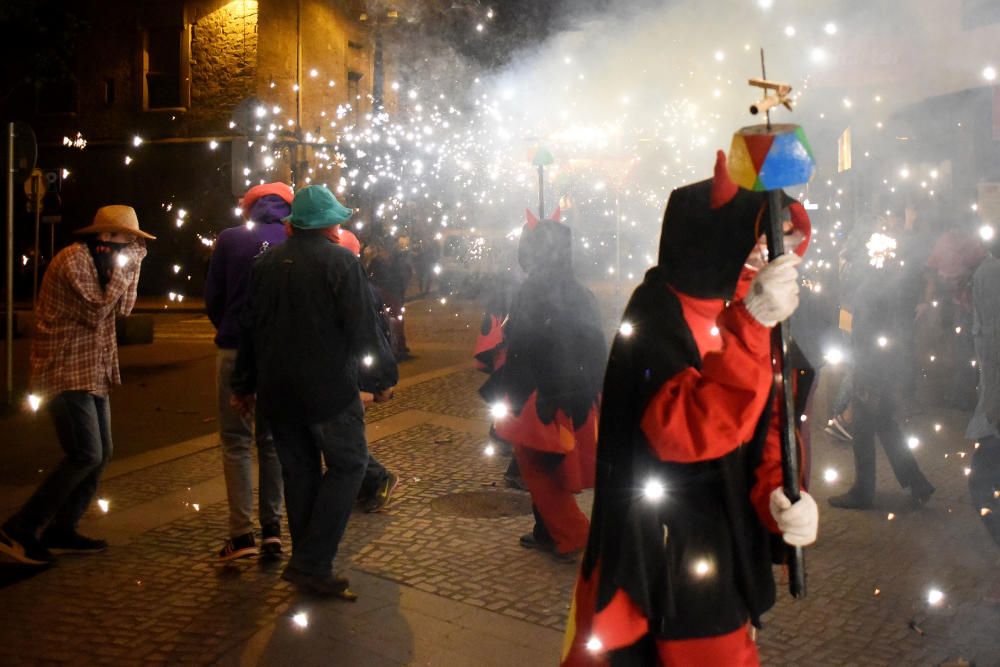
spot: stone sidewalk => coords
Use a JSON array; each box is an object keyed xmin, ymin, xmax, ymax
[{"xmin": 1, "ymin": 363, "xmax": 999, "ymax": 665}]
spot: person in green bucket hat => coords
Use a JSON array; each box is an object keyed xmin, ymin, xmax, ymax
[{"xmin": 231, "ymin": 184, "xmax": 397, "ymax": 598}]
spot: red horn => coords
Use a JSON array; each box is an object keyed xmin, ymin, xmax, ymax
[
  {"xmin": 710, "ymin": 149, "xmax": 738, "ymax": 210},
  {"xmin": 525, "ymin": 209, "xmax": 539, "ymax": 230},
  {"xmin": 549, "ymin": 207, "xmax": 561, "ymax": 223}
]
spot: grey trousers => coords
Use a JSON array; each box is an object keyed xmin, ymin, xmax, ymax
[{"xmin": 217, "ymin": 349, "xmax": 283, "ymax": 537}]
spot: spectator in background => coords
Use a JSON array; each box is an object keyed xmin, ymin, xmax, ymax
[
  {"xmin": 204, "ymin": 182, "xmax": 292, "ymax": 562},
  {"xmin": 966, "ymin": 235, "xmax": 1000, "ymax": 555},
  {"xmin": 369, "ymin": 242, "xmax": 411, "ymax": 360},
  {"xmin": 231, "ymin": 186, "xmax": 397, "ymax": 598},
  {"xmin": 0, "ymin": 206, "xmax": 151, "ymax": 566}
]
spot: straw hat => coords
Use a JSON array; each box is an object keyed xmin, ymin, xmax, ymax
[{"xmin": 75, "ymin": 205, "xmax": 156, "ymax": 240}]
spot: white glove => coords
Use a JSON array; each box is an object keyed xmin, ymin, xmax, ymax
[
  {"xmin": 744, "ymin": 254, "xmax": 802, "ymax": 327},
  {"xmin": 769, "ymin": 488, "xmax": 818, "ymax": 547}
]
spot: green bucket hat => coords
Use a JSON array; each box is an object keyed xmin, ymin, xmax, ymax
[{"xmin": 283, "ymin": 185, "xmax": 353, "ymax": 229}]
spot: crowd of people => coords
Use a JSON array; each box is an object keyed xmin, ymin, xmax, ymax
[{"xmin": 1, "ymin": 150, "xmax": 999, "ymax": 664}]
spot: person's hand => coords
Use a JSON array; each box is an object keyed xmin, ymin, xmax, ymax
[
  {"xmin": 373, "ymin": 389, "xmax": 394, "ymax": 403},
  {"xmin": 230, "ymin": 394, "xmax": 256, "ymax": 418},
  {"xmin": 360, "ymin": 391, "xmax": 375, "ymax": 407},
  {"xmin": 769, "ymin": 488, "xmax": 818, "ymax": 547},
  {"xmin": 744, "ymin": 254, "xmax": 802, "ymax": 327}
]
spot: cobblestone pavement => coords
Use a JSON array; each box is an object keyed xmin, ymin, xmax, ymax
[{"xmin": 2, "ymin": 359, "xmax": 1000, "ymax": 664}]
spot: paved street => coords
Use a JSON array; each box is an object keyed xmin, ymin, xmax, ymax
[{"xmin": 0, "ymin": 298, "xmax": 999, "ymax": 665}]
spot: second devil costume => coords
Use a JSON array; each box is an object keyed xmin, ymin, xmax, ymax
[
  {"xmin": 561, "ymin": 152, "xmax": 818, "ymax": 666},
  {"xmin": 480, "ymin": 210, "xmax": 606, "ymax": 559}
]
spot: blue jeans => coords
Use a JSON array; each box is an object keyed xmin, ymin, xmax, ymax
[
  {"xmin": 272, "ymin": 398, "xmax": 368, "ymax": 577},
  {"xmin": 7, "ymin": 391, "xmax": 112, "ymax": 537},
  {"xmin": 217, "ymin": 349, "xmax": 283, "ymax": 537}
]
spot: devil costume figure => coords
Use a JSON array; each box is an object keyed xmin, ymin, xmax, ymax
[
  {"xmin": 480, "ymin": 210, "xmax": 606, "ymax": 558},
  {"xmin": 561, "ymin": 152, "xmax": 819, "ymax": 666}
]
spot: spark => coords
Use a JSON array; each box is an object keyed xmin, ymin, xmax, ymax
[
  {"xmin": 643, "ymin": 478, "xmax": 666, "ymax": 502},
  {"xmin": 984, "ymin": 66, "xmax": 997, "ymax": 82},
  {"xmin": 823, "ymin": 468, "xmax": 838, "ymax": 483},
  {"xmin": 116, "ymin": 254, "xmax": 130, "ymax": 268},
  {"xmin": 907, "ymin": 436, "xmax": 920, "ymax": 450},
  {"xmin": 586, "ymin": 636, "xmax": 603, "ymax": 652},
  {"xmin": 132, "ymin": 135, "xmax": 143, "ymax": 147},
  {"xmin": 124, "ymin": 156, "xmax": 133, "ymax": 165},
  {"xmin": 824, "ymin": 22, "xmax": 838, "ymax": 35},
  {"xmin": 927, "ymin": 588, "xmax": 944, "ymax": 606},
  {"xmin": 887, "ymin": 512, "xmax": 896, "ymax": 521},
  {"xmin": 692, "ymin": 559, "xmax": 712, "ymax": 577},
  {"xmin": 62, "ymin": 168, "xmax": 70, "ymax": 179},
  {"xmin": 98, "ymin": 498, "xmax": 110, "ymax": 513},
  {"xmin": 877, "ymin": 336, "xmax": 888, "ymax": 348},
  {"xmin": 823, "ymin": 347, "xmax": 844, "ymax": 365},
  {"xmin": 484, "ymin": 443, "xmax": 496, "ymax": 457},
  {"xmin": 490, "ymin": 402, "xmax": 509, "ymax": 419},
  {"xmin": 27, "ymin": 394, "xmax": 42, "ymax": 412},
  {"xmin": 292, "ymin": 613, "xmax": 309, "ymax": 628},
  {"xmin": 980, "ymin": 225, "xmax": 995, "ymax": 242},
  {"xmin": 362, "ymin": 354, "xmax": 374, "ymax": 367},
  {"xmin": 784, "ymin": 25, "xmax": 796, "ymax": 37},
  {"xmin": 619, "ymin": 321, "xmax": 634, "ymax": 338},
  {"xmin": 209, "ymin": 140, "xmax": 219, "ymax": 150}
]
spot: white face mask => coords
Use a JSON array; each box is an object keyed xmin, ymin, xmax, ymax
[{"xmin": 744, "ymin": 228, "xmax": 806, "ymax": 271}]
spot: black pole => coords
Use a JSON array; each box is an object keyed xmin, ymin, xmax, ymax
[
  {"xmin": 537, "ymin": 165, "xmax": 545, "ymax": 219},
  {"xmin": 765, "ymin": 188, "xmax": 806, "ymax": 599}
]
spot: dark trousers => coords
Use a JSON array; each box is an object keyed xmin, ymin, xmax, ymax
[
  {"xmin": 848, "ymin": 390, "xmax": 932, "ymax": 500},
  {"xmin": 7, "ymin": 391, "xmax": 112, "ymax": 537},
  {"xmin": 271, "ymin": 399, "xmax": 368, "ymax": 577},
  {"xmin": 970, "ymin": 436, "xmax": 1000, "ymax": 549}
]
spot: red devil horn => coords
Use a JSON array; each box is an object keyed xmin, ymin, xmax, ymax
[
  {"xmin": 525, "ymin": 209, "xmax": 539, "ymax": 229},
  {"xmin": 710, "ymin": 149, "xmax": 738, "ymax": 210},
  {"xmin": 549, "ymin": 207, "xmax": 561, "ymax": 223}
]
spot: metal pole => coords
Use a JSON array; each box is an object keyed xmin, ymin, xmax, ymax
[
  {"xmin": 32, "ymin": 174, "xmax": 41, "ymax": 309},
  {"xmin": 5, "ymin": 123, "xmax": 14, "ymax": 403},
  {"xmin": 765, "ymin": 189, "xmax": 806, "ymax": 599},
  {"xmin": 537, "ymin": 165, "xmax": 545, "ymax": 220}
]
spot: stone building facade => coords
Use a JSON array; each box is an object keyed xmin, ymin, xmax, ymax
[{"xmin": 6, "ymin": 0, "xmax": 397, "ymax": 297}]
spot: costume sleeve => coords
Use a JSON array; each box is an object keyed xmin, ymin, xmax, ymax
[
  {"xmin": 751, "ymin": 391, "xmax": 784, "ymax": 533},
  {"xmin": 640, "ymin": 301, "xmax": 772, "ymax": 463}
]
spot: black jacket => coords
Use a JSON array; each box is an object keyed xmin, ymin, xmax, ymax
[{"xmin": 232, "ymin": 232, "xmax": 397, "ymax": 423}]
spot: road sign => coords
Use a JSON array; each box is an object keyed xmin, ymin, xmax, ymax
[
  {"xmin": 42, "ymin": 168, "xmax": 62, "ymax": 193},
  {"xmin": 24, "ymin": 168, "xmax": 46, "ymax": 210}
]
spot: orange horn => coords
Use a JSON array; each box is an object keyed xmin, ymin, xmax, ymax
[{"xmin": 710, "ymin": 149, "xmax": 738, "ymax": 210}]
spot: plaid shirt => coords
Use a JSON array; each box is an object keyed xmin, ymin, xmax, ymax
[{"xmin": 30, "ymin": 241, "xmax": 146, "ymax": 399}]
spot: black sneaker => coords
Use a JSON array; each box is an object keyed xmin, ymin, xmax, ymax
[
  {"xmin": 0, "ymin": 526, "xmax": 53, "ymax": 566},
  {"xmin": 40, "ymin": 530, "xmax": 107, "ymax": 555},
  {"xmin": 828, "ymin": 491, "xmax": 874, "ymax": 510},
  {"xmin": 217, "ymin": 532, "xmax": 258, "ymax": 562},
  {"xmin": 281, "ymin": 566, "xmax": 356, "ymax": 600},
  {"xmin": 261, "ymin": 524, "xmax": 282, "ymax": 558},
  {"xmin": 519, "ymin": 533, "xmax": 578, "ymax": 563},
  {"xmin": 364, "ymin": 472, "xmax": 399, "ymax": 513}
]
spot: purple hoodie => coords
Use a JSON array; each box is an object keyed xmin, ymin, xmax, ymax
[{"xmin": 205, "ymin": 196, "xmax": 291, "ymax": 348}]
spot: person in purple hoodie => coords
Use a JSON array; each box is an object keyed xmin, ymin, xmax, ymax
[{"xmin": 205, "ymin": 182, "xmax": 293, "ymax": 561}]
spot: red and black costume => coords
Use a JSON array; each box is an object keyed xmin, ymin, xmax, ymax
[
  {"xmin": 480, "ymin": 210, "xmax": 606, "ymax": 555},
  {"xmin": 562, "ymin": 153, "xmax": 811, "ymax": 665}
]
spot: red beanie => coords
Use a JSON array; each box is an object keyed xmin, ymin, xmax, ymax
[
  {"xmin": 240, "ymin": 182, "xmax": 294, "ymax": 219},
  {"xmin": 335, "ymin": 228, "xmax": 362, "ymax": 257}
]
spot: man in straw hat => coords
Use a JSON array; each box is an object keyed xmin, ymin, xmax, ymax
[
  {"xmin": 231, "ymin": 185, "xmax": 397, "ymax": 597},
  {"xmin": 0, "ymin": 205, "xmax": 152, "ymax": 566}
]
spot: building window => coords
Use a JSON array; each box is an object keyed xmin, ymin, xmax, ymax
[
  {"xmin": 142, "ymin": 25, "xmax": 191, "ymax": 110},
  {"xmin": 348, "ymin": 70, "xmax": 363, "ymax": 125}
]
